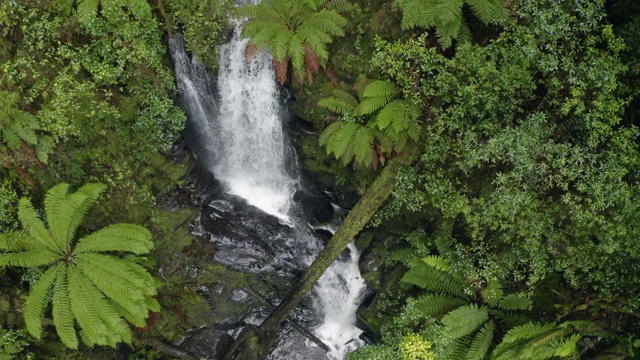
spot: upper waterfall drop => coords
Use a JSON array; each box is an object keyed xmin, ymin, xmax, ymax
[{"xmin": 214, "ymin": 21, "xmax": 296, "ymax": 223}]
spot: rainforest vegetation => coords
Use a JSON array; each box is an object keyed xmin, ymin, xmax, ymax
[{"xmin": 0, "ymin": 0, "xmax": 639, "ymax": 359}]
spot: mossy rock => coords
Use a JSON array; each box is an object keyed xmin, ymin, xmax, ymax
[{"xmin": 355, "ymin": 232, "xmax": 374, "ymax": 250}]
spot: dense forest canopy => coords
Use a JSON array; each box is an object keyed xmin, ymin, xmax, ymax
[{"xmin": 0, "ymin": 0, "xmax": 639, "ymax": 359}]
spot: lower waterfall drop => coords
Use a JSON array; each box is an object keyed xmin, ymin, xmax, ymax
[{"xmin": 169, "ymin": 20, "xmax": 367, "ymax": 360}]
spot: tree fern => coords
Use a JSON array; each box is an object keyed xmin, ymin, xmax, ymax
[
  {"xmin": 74, "ymin": 224, "xmax": 152, "ymax": 254},
  {"xmin": 24, "ymin": 264, "xmax": 62, "ymax": 340},
  {"xmin": 357, "ymin": 80, "xmax": 398, "ymax": 115},
  {"xmin": 52, "ymin": 267, "xmax": 78, "ymax": 349},
  {"xmin": 467, "ymin": 320, "xmax": 495, "ymax": 360},
  {"xmin": 237, "ymin": 0, "xmax": 350, "ymax": 85},
  {"xmin": 402, "ymin": 257, "xmax": 471, "ymax": 298},
  {"xmin": 413, "ymin": 294, "xmax": 468, "ymax": 317},
  {"xmin": 318, "ymin": 89, "xmax": 358, "ymax": 115},
  {"xmin": 0, "ymin": 182, "xmax": 157, "ymax": 348},
  {"xmin": 441, "ymin": 304, "xmax": 489, "ymax": 339},
  {"xmin": 394, "ymin": 0, "xmax": 509, "ymax": 48},
  {"xmin": 352, "ymin": 127, "xmax": 375, "ymax": 166}
]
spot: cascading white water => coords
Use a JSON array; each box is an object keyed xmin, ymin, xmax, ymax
[
  {"xmin": 170, "ymin": 19, "xmax": 366, "ymax": 359},
  {"xmin": 213, "ymin": 23, "xmax": 296, "ymax": 223}
]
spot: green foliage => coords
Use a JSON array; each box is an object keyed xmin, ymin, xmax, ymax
[
  {"xmin": 164, "ymin": 0, "xmax": 233, "ymax": 69},
  {"xmin": 492, "ymin": 321, "xmax": 584, "ymax": 359},
  {"xmin": 237, "ymin": 0, "xmax": 350, "ymax": 85},
  {"xmin": 0, "ymin": 328, "xmax": 29, "ymax": 359},
  {"xmin": 394, "ymin": 0, "xmax": 509, "ymax": 48},
  {"xmin": 318, "ymin": 80, "xmax": 420, "ymax": 169},
  {"xmin": 0, "ymin": 182, "xmax": 156, "ymax": 349},
  {"xmin": 382, "ymin": 0, "xmax": 640, "ymax": 300},
  {"xmin": 0, "ymin": 91, "xmax": 53, "ymax": 164}
]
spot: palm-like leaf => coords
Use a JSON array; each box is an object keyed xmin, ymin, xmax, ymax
[
  {"xmin": 0, "ymin": 182, "xmax": 157, "ymax": 349},
  {"xmin": 75, "ymin": 224, "xmax": 152, "ymax": 254},
  {"xmin": 394, "ymin": 0, "xmax": 509, "ymax": 48},
  {"xmin": 24, "ymin": 264, "xmax": 62, "ymax": 339},
  {"xmin": 238, "ymin": 0, "xmax": 350, "ymax": 85},
  {"xmin": 441, "ymin": 304, "xmax": 489, "ymax": 339}
]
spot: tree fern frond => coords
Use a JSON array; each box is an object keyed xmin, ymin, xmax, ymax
[
  {"xmin": 75, "ymin": 254, "xmax": 146, "ymax": 299},
  {"xmin": 442, "ymin": 336, "xmax": 473, "ymax": 360},
  {"xmin": 24, "ymin": 264, "xmax": 62, "ymax": 339},
  {"xmin": 110, "ymin": 300, "xmax": 146, "ymax": 327},
  {"xmin": 502, "ymin": 322, "xmax": 557, "ymax": 343},
  {"xmin": 326, "ymin": 0, "xmax": 354, "ymax": 13},
  {"xmin": 0, "ymin": 231, "xmax": 38, "ymax": 251},
  {"xmin": 68, "ymin": 267, "xmax": 108, "ymax": 346},
  {"xmin": 413, "ymin": 294, "xmax": 467, "ymax": 317},
  {"xmin": 76, "ymin": 0, "xmax": 99, "ymax": 25},
  {"xmin": 319, "ymin": 120, "xmax": 343, "ymax": 146},
  {"xmin": 18, "ymin": 198, "xmax": 63, "ymax": 254},
  {"xmin": 362, "ymin": 80, "xmax": 398, "ymax": 98},
  {"xmin": 326, "ymin": 122, "xmax": 360, "ymax": 159},
  {"xmin": 52, "ymin": 267, "xmax": 78, "ymax": 349},
  {"xmin": 270, "ymin": 29, "xmax": 293, "ymax": 63},
  {"xmin": 352, "ymin": 127, "xmax": 374, "ymax": 167},
  {"xmin": 441, "ymin": 304, "xmax": 489, "ymax": 339},
  {"xmin": 457, "ymin": 17, "xmax": 472, "ymax": 46},
  {"xmin": 402, "ymin": 257, "xmax": 471, "ymax": 298},
  {"xmin": 74, "ymin": 224, "xmax": 152, "ymax": 255},
  {"xmin": 145, "ymin": 295, "xmax": 161, "ymax": 313},
  {"xmin": 498, "ymin": 294, "xmax": 532, "ymax": 311},
  {"xmin": 467, "ymin": 320, "xmax": 495, "ymax": 360},
  {"xmin": 288, "ymin": 34, "xmax": 305, "ymax": 75},
  {"xmin": 318, "ymin": 90, "xmax": 358, "ymax": 115},
  {"xmin": 80, "ymin": 276, "xmax": 131, "ymax": 345},
  {"xmin": 422, "ymin": 255, "xmax": 450, "ymax": 272},
  {"xmin": 45, "ymin": 182, "xmax": 105, "ymax": 250},
  {"xmin": 370, "ymin": 100, "xmax": 419, "ymax": 133},
  {"xmin": 0, "ymin": 250, "xmax": 60, "ymax": 268},
  {"xmin": 555, "ymin": 334, "xmax": 580, "ymax": 358},
  {"xmin": 300, "ymin": 11, "xmax": 347, "ymax": 37}
]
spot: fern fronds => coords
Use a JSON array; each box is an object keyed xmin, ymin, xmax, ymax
[
  {"xmin": 0, "ymin": 231, "xmax": 37, "ymax": 252},
  {"xmin": 52, "ymin": 267, "xmax": 78, "ymax": 349},
  {"xmin": 555, "ymin": 334, "xmax": 580, "ymax": 358},
  {"xmin": 75, "ymin": 224, "xmax": 152, "ymax": 255},
  {"xmin": 422, "ymin": 255, "xmax": 450, "ymax": 272},
  {"xmin": 502, "ymin": 322, "xmax": 557, "ymax": 343},
  {"xmin": 498, "ymin": 293, "xmax": 532, "ymax": 311},
  {"xmin": 18, "ymin": 198, "xmax": 63, "ymax": 254},
  {"xmin": 326, "ymin": 122, "xmax": 360, "ymax": 159},
  {"xmin": 68, "ymin": 267, "xmax": 108, "ymax": 346},
  {"xmin": 352, "ymin": 127, "xmax": 374, "ymax": 166},
  {"xmin": 325, "ymin": 0, "xmax": 353, "ymax": 13},
  {"xmin": 357, "ymin": 80, "xmax": 398, "ymax": 115},
  {"xmin": 441, "ymin": 304, "xmax": 489, "ymax": 339},
  {"xmin": 318, "ymin": 89, "xmax": 358, "ymax": 115},
  {"xmin": 76, "ymin": 0, "xmax": 99, "ymax": 25},
  {"xmin": 413, "ymin": 294, "xmax": 467, "ymax": 317},
  {"xmin": 0, "ymin": 250, "xmax": 59, "ymax": 267},
  {"xmin": 467, "ymin": 320, "xmax": 495, "ymax": 360},
  {"xmin": 24, "ymin": 264, "xmax": 62, "ymax": 339},
  {"xmin": 402, "ymin": 257, "xmax": 471, "ymax": 298}
]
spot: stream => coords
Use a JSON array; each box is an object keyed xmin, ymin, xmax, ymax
[{"xmin": 168, "ymin": 18, "xmax": 366, "ymax": 360}]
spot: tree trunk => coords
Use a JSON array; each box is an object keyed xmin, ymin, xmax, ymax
[{"xmin": 225, "ymin": 147, "xmax": 418, "ymax": 359}]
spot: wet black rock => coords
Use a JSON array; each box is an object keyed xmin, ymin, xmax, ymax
[{"xmin": 293, "ymin": 189, "xmax": 333, "ymax": 224}]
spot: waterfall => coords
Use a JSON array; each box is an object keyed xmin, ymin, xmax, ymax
[{"xmin": 169, "ymin": 20, "xmax": 366, "ymax": 359}]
